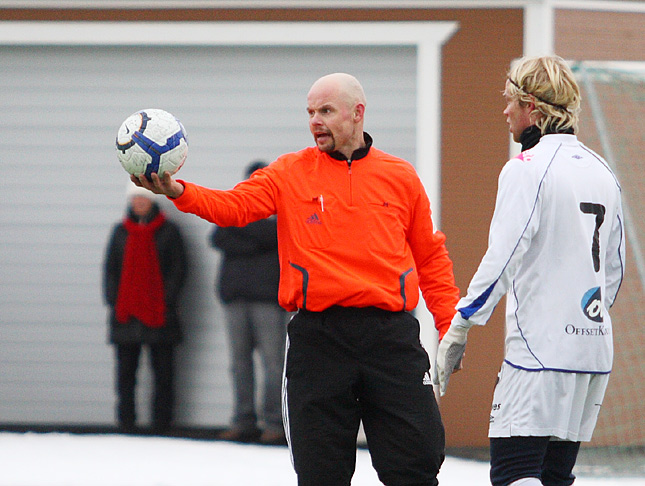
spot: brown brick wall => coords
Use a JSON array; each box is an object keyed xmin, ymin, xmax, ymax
[{"xmin": 556, "ymin": 9, "xmax": 645, "ymax": 61}]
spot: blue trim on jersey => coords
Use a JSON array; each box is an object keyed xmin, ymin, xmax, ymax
[
  {"xmin": 609, "ymin": 212, "xmax": 625, "ymax": 308},
  {"xmin": 504, "ymin": 359, "xmax": 612, "ymax": 374},
  {"xmin": 510, "ymin": 280, "xmax": 545, "ymax": 368},
  {"xmin": 459, "ymin": 280, "xmax": 498, "ymax": 319}
]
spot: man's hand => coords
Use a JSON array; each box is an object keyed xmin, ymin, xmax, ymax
[
  {"xmin": 435, "ymin": 314, "xmax": 470, "ymax": 396},
  {"xmin": 130, "ymin": 171, "xmax": 185, "ymax": 199}
]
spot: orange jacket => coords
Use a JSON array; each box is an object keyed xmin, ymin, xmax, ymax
[{"xmin": 173, "ymin": 143, "xmax": 459, "ymax": 336}]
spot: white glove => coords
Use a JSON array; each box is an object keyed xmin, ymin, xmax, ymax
[{"xmin": 435, "ymin": 313, "xmax": 470, "ymax": 396}]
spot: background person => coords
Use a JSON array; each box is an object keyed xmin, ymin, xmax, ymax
[
  {"xmin": 437, "ymin": 55, "xmax": 625, "ymax": 486},
  {"xmin": 210, "ymin": 160, "xmax": 287, "ymax": 445},
  {"xmin": 103, "ymin": 183, "xmax": 188, "ymax": 434},
  {"xmin": 133, "ymin": 72, "xmax": 459, "ymax": 486}
]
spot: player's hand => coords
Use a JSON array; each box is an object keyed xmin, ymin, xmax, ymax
[
  {"xmin": 435, "ymin": 314, "xmax": 470, "ymax": 396},
  {"xmin": 131, "ymin": 172, "xmax": 184, "ymax": 199}
]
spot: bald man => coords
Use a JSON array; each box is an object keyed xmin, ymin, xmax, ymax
[{"xmin": 134, "ymin": 73, "xmax": 459, "ymax": 486}]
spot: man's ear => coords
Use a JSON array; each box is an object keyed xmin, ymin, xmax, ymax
[
  {"xmin": 525, "ymin": 98, "xmax": 538, "ymax": 122},
  {"xmin": 527, "ymin": 97, "xmax": 537, "ymax": 113},
  {"xmin": 354, "ymin": 103, "xmax": 365, "ymax": 122}
]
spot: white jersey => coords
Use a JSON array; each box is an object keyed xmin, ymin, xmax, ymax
[{"xmin": 457, "ymin": 134, "xmax": 625, "ymax": 373}]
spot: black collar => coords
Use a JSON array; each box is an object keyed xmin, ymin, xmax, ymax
[
  {"xmin": 327, "ymin": 132, "xmax": 373, "ymax": 162},
  {"xmin": 519, "ymin": 125, "xmax": 542, "ymax": 151},
  {"xmin": 520, "ymin": 125, "xmax": 575, "ymax": 152}
]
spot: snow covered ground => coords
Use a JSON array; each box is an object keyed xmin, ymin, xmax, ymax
[{"xmin": 0, "ymin": 432, "xmax": 641, "ymax": 486}]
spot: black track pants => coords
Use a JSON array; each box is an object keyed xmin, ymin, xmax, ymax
[{"xmin": 284, "ymin": 307, "xmax": 445, "ymax": 486}]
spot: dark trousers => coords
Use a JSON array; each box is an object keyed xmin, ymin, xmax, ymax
[
  {"xmin": 116, "ymin": 342, "xmax": 175, "ymax": 431},
  {"xmin": 490, "ymin": 436, "xmax": 581, "ymax": 486},
  {"xmin": 285, "ymin": 307, "xmax": 445, "ymax": 486}
]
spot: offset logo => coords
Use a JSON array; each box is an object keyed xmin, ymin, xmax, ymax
[{"xmin": 581, "ymin": 286, "xmax": 603, "ymax": 322}]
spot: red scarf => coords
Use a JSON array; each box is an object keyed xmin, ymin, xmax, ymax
[{"xmin": 115, "ymin": 212, "xmax": 167, "ymax": 328}]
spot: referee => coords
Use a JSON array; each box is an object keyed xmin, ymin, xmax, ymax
[{"xmin": 134, "ymin": 73, "xmax": 460, "ymax": 486}]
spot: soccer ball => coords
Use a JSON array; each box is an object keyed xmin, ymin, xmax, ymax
[{"xmin": 115, "ymin": 108, "xmax": 188, "ymax": 180}]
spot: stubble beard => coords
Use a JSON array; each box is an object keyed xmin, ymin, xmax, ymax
[{"xmin": 317, "ymin": 134, "xmax": 335, "ymax": 153}]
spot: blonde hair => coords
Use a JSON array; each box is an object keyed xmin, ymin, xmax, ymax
[{"xmin": 507, "ymin": 55, "xmax": 581, "ymax": 134}]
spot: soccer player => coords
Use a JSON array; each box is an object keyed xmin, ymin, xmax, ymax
[
  {"xmin": 133, "ymin": 73, "xmax": 460, "ymax": 485},
  {"xmin": 436, "ymin": 55, "xmax": 625, "ymax": 486}
]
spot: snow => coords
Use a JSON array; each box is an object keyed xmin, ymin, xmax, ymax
[{"xmin": 0, "ymin": 432, "xmax": 641, "ymax": 486}]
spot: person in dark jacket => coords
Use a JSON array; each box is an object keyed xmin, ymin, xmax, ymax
[
  {"xmin": 210, "ymin": 160, "xmax": 287, "ymax": 445},
  {"xmin": 103, "ymin": 183, "xmax": 187, "ymax": 434}
]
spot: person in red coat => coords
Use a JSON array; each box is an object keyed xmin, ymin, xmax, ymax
[{"xmin": 103, "ymin": 184, "xmax": 187, "ymax": 434}]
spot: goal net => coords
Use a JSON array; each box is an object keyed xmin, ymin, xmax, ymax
[{"xmin": 572, "ymin": 61, "xmax": 645, "ymax": 477}]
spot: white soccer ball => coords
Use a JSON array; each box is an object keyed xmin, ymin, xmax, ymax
[{"xmin": 115, "ymin": 108, "xmax": 188, "ymax": 179}]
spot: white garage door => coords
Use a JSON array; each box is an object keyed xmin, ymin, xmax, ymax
[{"xmin": 0, "ymin": 41, "xmax": 420, "ymax": 426}]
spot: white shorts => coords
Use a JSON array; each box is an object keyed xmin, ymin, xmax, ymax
[{"xmin": 488, "ymin": 362, "xmax": 609, "ymax": 442}]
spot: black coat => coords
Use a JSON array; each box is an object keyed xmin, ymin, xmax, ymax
[
  {"xmin": 210, "ymin": 217, "xmax": 280, "ymax": 304},
  {"xmin": 103, "ymin": 205, "xmax": 187, "ymax": 345}
]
